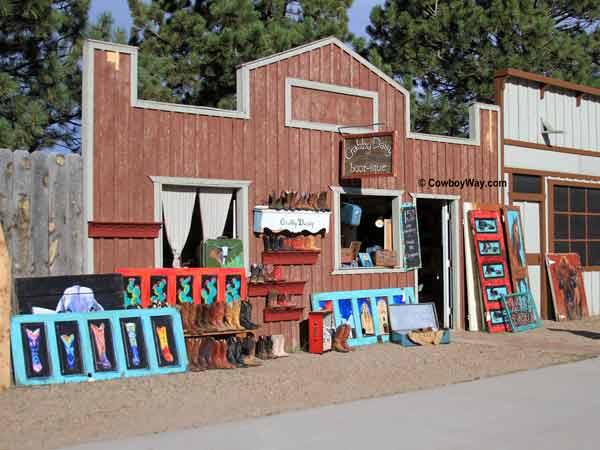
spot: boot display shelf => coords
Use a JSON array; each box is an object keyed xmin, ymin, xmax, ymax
[
  {"xmin": 263, "ymin": 306, "xmax": 304, "ymax": 323},
  {"xmin": 248, "ymin": 280, "xmax": 306, "ymax": 297},
  {"xmin": 184, "ymin": 329, "xmax": 249, "ymax": 338},
  {"xmin": 262, "ymin": 250, "xmax": 320, "ymax": 265}
]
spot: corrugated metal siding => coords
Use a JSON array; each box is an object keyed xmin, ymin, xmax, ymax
[
  {"xmin": 503, "ymin": 78, "xmax": 600, "ymax": 151},
  {"xmin": 583, "ymin": 272, "xmax": 600, "ymax": 316},
  {"xmin": 91, "ymin": 44, "xmax": 500, "ymax": 337}
]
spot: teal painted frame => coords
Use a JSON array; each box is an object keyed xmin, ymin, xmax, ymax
[
  {"xmin": 311, "ymin": 288, "xmax": 416, "ymax": 347},
  {"xmin": 500, "ymin": 291, "xmax": 542, "ymax": 333},
  {"xmin": 400, "ymin": 203, "xmax": 422, "ymax": 271},
  {"xmin": 10, "ymin": 308, "xmax": 187, "ymax": 386}
]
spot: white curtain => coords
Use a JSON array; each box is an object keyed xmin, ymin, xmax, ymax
[
  {"xmin": 198, "ymin": 188, "xmax": 233, "ymax": 240},
  {"xmin": 162, "ymin": 186, "xmax": 197, "ymax": 268}
]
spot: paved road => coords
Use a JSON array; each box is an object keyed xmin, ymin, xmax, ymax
[{"xmin": 63, "ymin": 357, "xmax": 600, "ymax": 450}]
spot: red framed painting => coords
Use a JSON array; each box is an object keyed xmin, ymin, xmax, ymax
[{"xmin": 469, "ymin": 210, "xmax": 512, "ymax": 333}]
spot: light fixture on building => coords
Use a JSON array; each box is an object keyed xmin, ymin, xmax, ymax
[{"xmin": 375, "ymin": 217, "xmax": 384, "ymax": 228}]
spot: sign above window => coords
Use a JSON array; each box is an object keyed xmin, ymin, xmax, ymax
[{"xmin": 341, "ymin": 131, "xmax": 396, "ymax": 179}]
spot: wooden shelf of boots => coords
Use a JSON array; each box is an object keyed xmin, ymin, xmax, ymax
[
  {"xmin": 184, "ymin": 329, "xmax": 248, "ymax": 338},
  {"xmin": 263, "ymin": 307, "xmax": 304, "ymax": 322},
  {"xmin": 247, "ymin": 280, "xmax": 306, "ymax": 297},
  {"xmin": 262, "ymin": 250, "xmax": 320, "ymax": 265}
]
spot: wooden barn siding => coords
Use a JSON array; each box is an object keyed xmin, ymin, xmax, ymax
[{"xmin": 91, "ymin": 45, "xmax": 499, "ymax": 339}]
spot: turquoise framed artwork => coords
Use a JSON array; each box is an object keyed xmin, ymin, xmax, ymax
[
  {"xmin": 10, "ymin": 308, "xmax": 187, "ymax": 386},
  {"xmin": 311, "ymin": 288, "xmax": 416, "ymax": 347},
  {"xmin": 500, "ymin": 291, "xmax": 542, "ymax": 332}
]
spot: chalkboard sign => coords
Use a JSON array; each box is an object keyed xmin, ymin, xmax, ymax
[
  {"xmin": 400, "ymin": 203, "xmax": 421, "ymax": 270},
  {"xmin": 341, "ymin": 131, "xmax": 395, "ymax": 178},
  {"xmin": 388, "ymin": 303, "xmax": 439, "ymax": 332}
]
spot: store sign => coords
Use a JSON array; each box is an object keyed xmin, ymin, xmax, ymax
[
  {"xmin": 253, "ymin": 207, "xmax": 331, "ymax": 234},
  {"xmin": 341, "ymin": 131, "xmax": 395, "ymax": 178}
]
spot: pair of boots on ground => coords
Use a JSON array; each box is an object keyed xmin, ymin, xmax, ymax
[
  {"xmin": 263, "ymin": 234, "xmax": 320, "ymax": 252},
  {"xmin": 255, "ymin": 335, "xmax": 288, "ymax": 359},
  {"xmin": 180, "ymin": 300, "xmax": 258, "ymax": 334},
  {"xmin": 333, "ymin": 324, "xmax": 354, "ymax": 353}
]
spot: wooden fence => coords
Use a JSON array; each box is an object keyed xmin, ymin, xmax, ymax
[{"xmin": 0, "ymin": 149, "xmax": 84, "ymax": 278}]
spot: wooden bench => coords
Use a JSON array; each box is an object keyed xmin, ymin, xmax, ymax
[{"xmin": 14, "ymin": 274, "xmax": 125, "ymax": 314}]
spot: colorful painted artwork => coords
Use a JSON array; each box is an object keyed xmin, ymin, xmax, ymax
[
  {"xmin": 203, "ymin": 239, "xmax": 244, "ymax": 268},
  {"xmin": 201, "ymin": 275, "xmax": 218, "ymax": 304},
  {"xmin": 503, "ymin": 207, "xmax": 532, "ymax": 296},
  {"xmin": 486, "ymin": 285, "xmax": 509, "ymax": 302},
  {"xmin": 358, "ymin": 253, "xmax": 373, "ymax": 267},
  {"xmin": 376, "ymin": 297, "xmax": 390, "ymax": 334},
  {"xmin": 391, "ymin": 294, "xmax": 404, "ymax": 305},
  {"xmin": 150, "ymin": 276, "xmax": 168, "ymax": 307},
  {"xmin": 25, "ymin": 328, "xmax": 43, "ymax": 374},
  {"xmin": 120, "ymin": 317, "xmax": 147, "ymax": 370},
  {"xmin": 20, "ymin": 323, "xmax": 50, "ymax": 378},
  {"xmin": 546, "ymin": 253, "xmax": 589, "ymax": 321},
  {"xmin": 55, "ymin": 321, "xmax": 82, "ymax": 375},
  {"xmin": 89, "ymin": 320, "xmax": 115, "ymax": 371},
  {"xmin": 357, "ymin": 298, "xmax": 375, "ymax": 336},
  {"xmin": 469, "ymin": 209, "xmax": 511, "ymax": 333},
  {"xmin": 478, "ymin": 241, "xmax": 501, "ymax": 256},
  {"xmin": 501, "ymin": 291, "xmax": 542, "ymax": 332},
  {"xmin": 483, "ymin": 263, "xmax": 505, "ymax": 279},
  {"xmin": 319, "ymin": 300, "xmax": 333, "ymax": 312},
  {"xmin": 337, "ymin": 299, "xmax": 357, "ymax": 338},
  {"xmin": 176, "ymin": 276, "xmax": 193, "ymax": 304},
  {"xmin": 474, "ymin": 218, "xmax": 497, "ymax": 233},
  {"xmin": 151, "ymin": 316, "xmax": 179, "ymax": 366},
  {"xmin": 124, "ymin": 276, "xmax": 142, "ymax": 308},
  {"xmin": 225, "ymin": 275, "xmax": 241, "ymax": 302}
]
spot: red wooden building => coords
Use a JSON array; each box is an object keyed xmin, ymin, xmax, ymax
[{"xmin": 82, "ymin": 37, "xmax": 501, "ymax": 343}]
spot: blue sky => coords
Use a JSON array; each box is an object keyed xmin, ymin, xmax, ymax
[{"xmin": 89, "ymin": 0, "xmax": 383, "ymax": 39}]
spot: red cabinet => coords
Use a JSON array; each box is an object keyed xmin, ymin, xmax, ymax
[{"xmin": 308, "ymin": 311, "xmax": 334, "ymax": 354}]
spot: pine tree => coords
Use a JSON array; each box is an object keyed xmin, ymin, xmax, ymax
[
  {"xmin": 0, "ymin": 0, "xmax": 90, "ymax": 152},
  {"xmin": 365, "ymin": 0, "xmax": 600, "ymax": 135},
  {"xmin": 128, "ymin": 0, "xmax": 353, "ymax": 109}
]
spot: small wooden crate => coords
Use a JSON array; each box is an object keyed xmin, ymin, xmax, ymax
[{"xmin": 374, "ymin": 250, "xmax": 397, "ymax": 267}]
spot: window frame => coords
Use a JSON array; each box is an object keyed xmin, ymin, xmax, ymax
[
  {"xmin": 548, "ymin": 179, "xmax": 600, "ymax": 270},
  {"xmin": 330, "ymin": 186, "xmax": 404, "ymax": 275},
  {"xmin": 150, "ymin": 176, "xmax": 252, "ymax": 273}
]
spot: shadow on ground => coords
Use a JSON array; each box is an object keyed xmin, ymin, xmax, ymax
[{"xmin": 548, "ymin": 328, "xmax": 600, "ymax": 340}]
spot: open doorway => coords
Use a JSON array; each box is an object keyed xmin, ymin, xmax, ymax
[{"xmin": 416, "ymin": 197, "xmax": 456, "ymax": 328}]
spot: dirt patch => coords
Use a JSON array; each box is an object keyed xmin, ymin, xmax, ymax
[{"xmin": 2, "ymin": 318, "xmax": 600, "ymax": 450}]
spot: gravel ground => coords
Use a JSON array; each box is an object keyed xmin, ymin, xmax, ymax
[{"xmin": 2, "ymin": 318, "xmax": 600, "ymax": 450}]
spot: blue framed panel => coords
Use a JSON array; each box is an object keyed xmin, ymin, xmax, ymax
[
  {"xmin": 11, "ymin": 308, "xmax": 187, "ymax": 386},
  {"xmin": 311, "ymin": 288, "xmax": 416, "ymax": 347},
  {"xmin": 500, "ymin": 291, "xmax": 542, "ymax": 333}
]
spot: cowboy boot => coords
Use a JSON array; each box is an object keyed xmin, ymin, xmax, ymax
[
  {"xmin": 308, "ymin": 192, "xmax": 319, "ymax": 210},
  {"xmin": 271, "ymin": 265, "xmax": 283, "ymax": 281},
  {"xmin": 264, "ymin": 336, "xmax": 274, "ymax": 359},
  {"xmin": 211, "ymin": 338, "xmax": 223, "ymax": 369},
  {"xmin": 267, "ymin": 289, "xmax": 279, "ymax": 309},
  {"xmin": 305, "ymin": 235, "xmax": 319, "ymax": 251},
  {"xmin": 271, "ymin": 191, "xmax": 283, "ymax": 210},
  {"xmin": 256, "ymin": 264, "xmax": 265, "ymax": 283},
  {"xmin": 214, "ymin": 301, "xmax": 227, "ymax": 331},
  {"xmin": 240, "ymin": 300, "xmax": 259, "ymax": 329},
  {"xmin": 263, "ymin": 234, "xmax": 273, "ymax": 252},
  {"xmin": 249, "ymin": 264, "xmax": 259, "ymax": 283},
  {"xmin": 272, "ymin": 334, "xmax": 289, "ymax": 357},
  {"xmin": 291, "ymin": 236, "xmax": 303, "ymax": 250},
  {"xmin": 180, "ymin": 304, "xmax": 191, "ymax": 334},
  {"xmin": 202, "ymin": 303, "xmax": 217, "ymax": 332},
  {"xmin": 256, "ymin": 336, "xmax": 268, "ymax": 360},
  {"xmin": 221, "ymin": 340, "xmax": 236, "ymax": 369},
  {"xmin": 191, "ymin": 303, "xmax": 203, "ymax": 333},
  {"xmin": 226, "ymin": 337, "xmax": 239, "ymax": 367},
  {"xmin": 317, "ymin": 191, "xmax": 329, "ymax": 211},
  {"xmin": 242, "ymin": 335, "xmax": 262, "ymax": 366},
  {"xmin": 234, "ymin": 338, "xmax": 248, "ymax": 368},
  {"xmin": 231, "ymin": 300, "xmax": 242, "ymax": 329},
  {"xmin": 341, "ymin": 324, "xmax": 354, "ymax": 352},
  {"xmin": 204, "ymin": 338, "xmax": 217, "ymax": 369},
  {"xmin": 223, "ymin": 302, "xmax": 236, "ymax": 330},
  {"xmin": 194, "ymin": 338, "xmax": 208, "ymax": 371},
  {"xmin": 208, "ymin": 302, "xmax": 221, "ymax": 331},
  {"xmin": 333, "ymin": 325, "xmax": 349, "ymax": 353},
  {"xmin": 281, "ymin": 237, "xmax": 293, "ymax": 251},
  {"xmin": 186, "ymin": 339, "xmax": 196, "ymax": 370},
  {"xmin": 263, "ymin": 264, "xmax": 275, "ymax": 282}
]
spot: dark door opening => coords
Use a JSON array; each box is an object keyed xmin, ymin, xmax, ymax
[{"xmin": 416, "ymin": 198, "xmax": 448, "ymax": 326}]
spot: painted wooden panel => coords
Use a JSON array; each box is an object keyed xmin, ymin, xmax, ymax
[
  {"xmin": 513, "ymin": 201, "xmax": 540, "ymax": 253},
  {"xmin": 504, "ymin": 144, "xmax": 600, "ymax": 175},
  {"xmin": 504, "ymin": 78, "xmax": 600, "ymax": 151},
  {"xmin": 291, "ymin": 86, "xmax": 374, "ymax": 126}
]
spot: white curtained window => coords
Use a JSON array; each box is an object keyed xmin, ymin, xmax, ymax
[
  {"xmin": 162, "ymin": 186, "xmax": 197, "ymax": 268},
  {"xmin": 198, "ymin": 188, "xmax": 233, "ymax": 240}
]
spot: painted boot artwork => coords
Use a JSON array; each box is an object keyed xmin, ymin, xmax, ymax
[
  {"xmin": 125, "ymin": 322, "xmax": 141, "ymax": 366},
  {"xmin": 25, "ymin": 328, "xmax": 43, "ymax": 373},
  {"xmin": 90, "ymin": 323, "xmax": 112, "ymax": 369},
  {"xmin": 60, "ymin": 334, "xmax": 76, "ymax": 370},
  {"xmin": 156, "ymin": 326, "xmax": 174, "ymax": 363}
]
